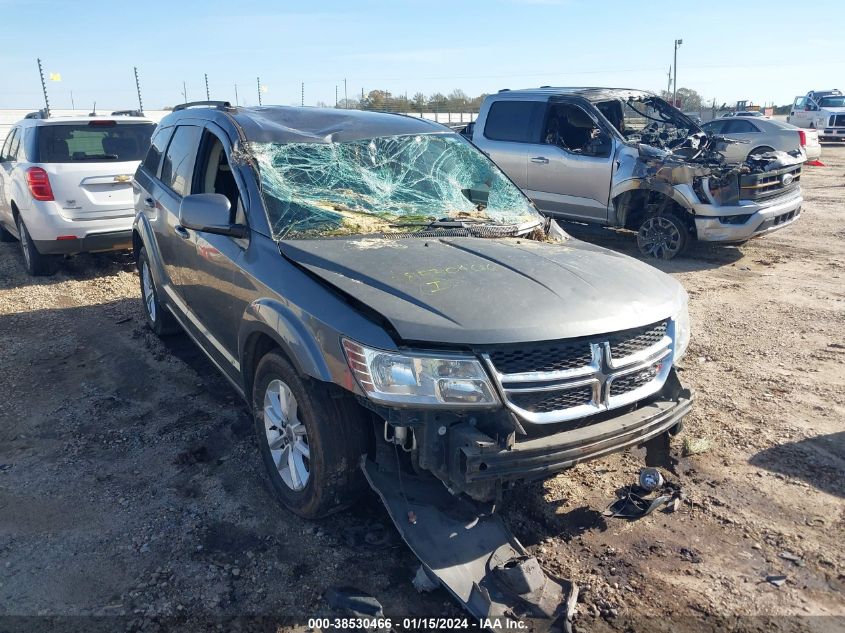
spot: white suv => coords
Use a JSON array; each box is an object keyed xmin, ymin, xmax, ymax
[{"xmin": 0, "ymin": 112, "xmax": 155, "ymax": 274}]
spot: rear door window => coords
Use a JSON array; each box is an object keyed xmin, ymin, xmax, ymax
[
  {"xmin": 2, "ymin": 128, "xmax": 19, "ymax": 161},
  {"xmin": 160, "ymin": 125, "xmax": 203, "ymax": 197},
  {"xmin": 142, "ymin": 127, "xmax": 173, "ymax": 177},
  {"xmin": 36, "ymin": 122, "xmax": 155, "ymax": 163},
  {"xmin": 723, "ymin": 120, "xmax": 758, "ymax": 134},
  {"xmin": 484, "ymin": 100, "xmax": 545, "ymax": 143}
]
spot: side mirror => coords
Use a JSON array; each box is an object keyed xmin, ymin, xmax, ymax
[{"xmin": 179, "ymin": 193, "xmax": 247, "ymax": 238}]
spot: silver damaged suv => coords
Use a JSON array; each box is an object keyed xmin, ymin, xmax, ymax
[{"xmin": 467, "ymin": 88, "xmax": 804, "ymax": 259}]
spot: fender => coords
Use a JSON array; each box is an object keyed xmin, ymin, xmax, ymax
[
  {"xmin": 239, "ymin": 297, "xmax": 334, "ymax": 388},
  {"xmin": 609, "ymin": 177, "xmax": 697, "ymax": 227},
  {"xmin": 132, "ymin": 213, "xmax": 168, "ymax": 290}
]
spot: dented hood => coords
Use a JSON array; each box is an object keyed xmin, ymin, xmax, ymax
[{"xmin": 279, "ymin": 237, "xmax": 683, "ymax": 346}]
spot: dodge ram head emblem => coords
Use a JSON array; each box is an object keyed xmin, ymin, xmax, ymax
[{"xmin": 781, "ymin": 173, "xmax": 795, "ymax": 186}]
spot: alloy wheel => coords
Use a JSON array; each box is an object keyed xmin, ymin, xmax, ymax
[
  {"xmin": 263, "ymin": 379, "xmax": 310, "ymax": 491},
  {"xmin": 638, "ymin": 216, "xmax": 683, "ymax": 259},
  {"xmin": 141, "ymin": 260, "xmax": 156, "ymax": 322}
]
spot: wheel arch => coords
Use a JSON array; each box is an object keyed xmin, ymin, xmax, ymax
[
  {"xmin": 612, "ymin": 185, "xmax": 696, "ymax": 236},
  {"xmin": 239, "ymin": 299, "xmax": 335, "ymax": 402}
]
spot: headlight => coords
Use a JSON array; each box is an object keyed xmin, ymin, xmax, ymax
[
  {"xmin": 672, "ymin": 287, "xmax": 691, "ymax": 363},
  {"xmin": 342, "ymin": 339, "xmax": 499, "ymax": 408}
]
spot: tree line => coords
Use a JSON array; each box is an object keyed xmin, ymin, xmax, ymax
[{"xmin": 322, "ymin": 89, "xmax": 489, "ymax": 112}]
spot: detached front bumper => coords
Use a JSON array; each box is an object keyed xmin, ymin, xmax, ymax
[
  {"xmin": 456, "ymin": 372, "xmax": 692, "ymax": 485},
  {"xmin": 693, "ymin": 189, "xmax": 802, "ymax": 243},
  {"xmin": 368, "ymin": 369, "xmax": 693, "ymax": 501}
]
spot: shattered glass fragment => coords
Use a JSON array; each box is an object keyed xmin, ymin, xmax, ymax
[{"xmin": 251, "ymin": 133, "xmax": 539, "ymax": 240}]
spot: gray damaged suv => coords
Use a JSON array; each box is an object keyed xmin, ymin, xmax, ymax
[{"xmin": 133, "ymin": 102, "xmax": 692, "ymax": 624}]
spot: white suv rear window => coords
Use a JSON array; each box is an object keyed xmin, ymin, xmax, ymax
[{"xmin": 36, "ymin": 122, "xmax": 155, "ymax": 163}]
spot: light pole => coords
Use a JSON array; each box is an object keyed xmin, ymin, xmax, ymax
[{"xmin": 673, "ymin": 38, "xmax": 683, "ymax": 108}]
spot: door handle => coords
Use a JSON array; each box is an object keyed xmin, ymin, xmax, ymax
[
  {"xmin": 144, "ymin": 197, "xmax": 155, "ymax": 209},
  {"xmin": 174, "ymin": 225, "xmax": 190, "ymax": 239},
  {"xmin": 531, "ymin": 156, "xmax": 549, "ymax": 164}
]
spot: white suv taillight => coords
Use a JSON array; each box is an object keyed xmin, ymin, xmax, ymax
[
  {"xmin": 798, "ymin": 130, "xmax": 807, "ymax": 147},
  {"xmin": 26, "ymin": 167, "xmax": 54, "ymax": 201}
]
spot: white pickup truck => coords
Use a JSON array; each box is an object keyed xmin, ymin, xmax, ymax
[{"xmin": 787, "ymin": 90, "xmax": 845, "ymax": 141}]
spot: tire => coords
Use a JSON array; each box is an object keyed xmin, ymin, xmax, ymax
[
  {"xmin": 747, "ymin": 145, "xmax": 775, "ymax": 160},
  {"xmin": 16, "ymin": 216, "xmax": 53, "ymax": 276},
  {"xmin": 138, "ymin": 247, "xmax": 180, "ymax": 336},
  {"xmin": 252, "ymin": 351, "xmax": 369, "ymax": 519},
  {"xmin": 637, "ymin": 212, "xmax": 690, "ymax": 260},
  {"xmin": 0, "ymin": 222, "xmax": 15, "ymax": 242}
]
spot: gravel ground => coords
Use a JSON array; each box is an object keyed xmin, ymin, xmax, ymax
[{"xmin": 1, "ymin": 147, "xmax": 843, "ymax": 633}]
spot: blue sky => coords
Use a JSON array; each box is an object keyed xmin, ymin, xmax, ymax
[{"xmin": 1, "ymin": 0, "xmax": 841, "ymax": 110}]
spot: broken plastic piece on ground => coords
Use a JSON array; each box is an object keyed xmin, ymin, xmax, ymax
[
  {"xmin": 604, "ymin": 473, "xmax": 684, "ymax": 519},
  {"xmin": 411, "ymin": 565, "xmax": 439, "ymax": 593},
  {"xmin": 804, "ymin": 160, "xmax": 825, "ymax": 167},
  {"xmin": 325, "ymin": 586, "xmax": 385, "ymax": 617},
  {"xmin": 362, "ymin": 459, "xmax": 578, "ymax": 633},
  {"xmin": 779, "ymin": 551, "xmax": 803, "ymax": 566},
  {"xmin": 765, "ymin": 575, "xmax": 787, "ymax": 587}
]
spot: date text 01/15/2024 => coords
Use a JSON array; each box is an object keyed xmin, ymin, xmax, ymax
[{"xmin": 307, "ymin": 617, "xmax": 528, "ymax": 630}]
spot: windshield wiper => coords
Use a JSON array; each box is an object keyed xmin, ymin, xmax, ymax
[{"xmin": 391, "ymin": 216, "xmax": 542, "ymax": 236}]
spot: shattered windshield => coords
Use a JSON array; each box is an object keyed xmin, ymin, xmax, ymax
[{"xmin": 252, "ymin": 133, "xmax": 539, "ymax": 239}]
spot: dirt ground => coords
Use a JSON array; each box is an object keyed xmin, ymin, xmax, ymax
[{"xmin": 1, "ymin": 147, "xmax": 843, "ymax": 633}]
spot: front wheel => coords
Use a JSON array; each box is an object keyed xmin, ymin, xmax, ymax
[
  {"xmin": 138, "ymin": 247, "xmax": 180, "ymax": 336},
  {"xmin": 252, "ymin": 351, "xmax": 369, "ymax": 519},
  {"xmin": 637, "ymin": 213, "xmax": 690, "ymax": 260},
  {"xmin": 16, "ymin": 216, "xmax": 53, "ymax": 276}
]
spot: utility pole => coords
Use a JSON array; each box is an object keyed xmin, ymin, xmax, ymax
[
  {"xmin": 344, "ymin": 78, "xmax": 348, "ymax": 108},
  {"xmin": 134, "ymin": 66, "xmax": 144, "ymax": 114},
  {"xmin": 335, "ymin": 85, "xmax": 338, "ymax": 107},
  {"xmin": 182, "ymin": 81, "xmax": 187, "ymax": 104},
  {"xmin": 70, "ymin": 91, "xmax": 75, "ymax": 109},
  {"xmin": 37, "ymin": 58, "xmax": 50, "ymax": 117},
  {"xmin": 301, "ymin": 82, "xmax": 304, "ymax": 107},
  {"xmin": 204, "ymin": 73, "xmax": 210, "ymax": 100},
  {"xmin": 257, "ymin": 77, "xmax": 262, "ymax": 106},
  {"xmin": 666, "ymin": 65, "xmax": 672, "ymax": 98},
  {"xmin": 234, "ymin": 83, "xmax": 239, "ymax": 106},
  {"xmin": 673, "ymin": 38, "xmax": 683, "ymax": 108}
]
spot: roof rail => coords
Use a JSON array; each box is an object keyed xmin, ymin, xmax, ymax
[
  {"xmin": 498, "ymin": 88, "xmax": 510, "ymax": 93},
  {"xmin": 172, "ymin": 100, "xmax": 233, "ymax": 112},
  {"xmin": 24, "ymin": 109, "xmax": 49, "ymax": 119},
  {"xmin": 111, "ymin": 109, "xmax": 144, "ymax": 117}
]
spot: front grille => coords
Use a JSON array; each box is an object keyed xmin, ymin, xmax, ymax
[
  {"xmin": 609, "ymin": 365, "xmax": 659, "ymax": 398},
  {"xmin": 740, "ymin": 166, "xmax": 801, "ymax": 201},
  {"xmin": 756, "ymin": 208, "xmax": 800, "ymax": 233},
  {"xmin": 488, "ymin": 342, "xmax": 592, "ymax": 375},
  {"xmin": 510, "ymin": 386, "xmax": 593, "ymax": 413},
  {"xmin": 608, "ymin": 321, "xmax": 668, "ymax": 362},
  {"xmin": 834, "ymin": 114, "xmax": 845, "ymax": 127},
  {"xmin": 485, "ymin": 319, "xmax": 672, "ymax": 424}
]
